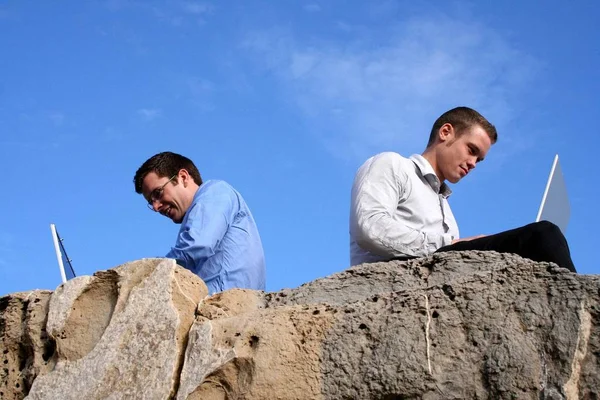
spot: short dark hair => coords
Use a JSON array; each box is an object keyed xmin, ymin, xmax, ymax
[
  {"xmin": 427, "ymin": 106, "xmax": 498, "ymax": 147},
  {"xmin": 134, "ymin": 152, "xmax": 203, "ymax": 194}
]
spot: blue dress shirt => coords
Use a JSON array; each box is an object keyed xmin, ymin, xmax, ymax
[{"xmin": 165, "ymin": 180, "xmax": 266, "ymax": 294}]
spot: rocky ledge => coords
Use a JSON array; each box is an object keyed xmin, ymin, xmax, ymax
[{"xmin": 1, "ymin": 251, "xmax": 598, "ymax": 399}]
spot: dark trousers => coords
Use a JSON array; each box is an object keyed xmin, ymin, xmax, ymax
[{"xmin": 435, "ymin": 221, "xmax": 576, "ymax": 272}]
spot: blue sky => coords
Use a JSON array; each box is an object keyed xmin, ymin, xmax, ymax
[{"xmin": 1, "ymin": 1, "xmax": 598, "ymax": 296}]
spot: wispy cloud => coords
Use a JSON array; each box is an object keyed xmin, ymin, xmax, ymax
[
  {"xmin": 187, "ymin": 77, "xmax": 214, "ymax": 95},
  {"xmin": 303, "ymin": 3, "xmax": 321, "ymax": 13},
  {"xmin": 47, "ymin": 111, "xmax": 65, "ymax": 126},
  {"xmin": 103, "ymin": 0, "xmax": 213, "ymax": 26},
  {"xmin": 101, "ymin": 126, "xmax": 126, "ymax": 142},
  {"xmin": 0, "ymin": 232, "xmax": 15, "ymax": 268},
  {"xmin": 185, "ymin": 77, "xmax": 215, "ymax": 112},
  {"xmin": 181, "ymin": 1, "xmax": 212, "ymax": 15},
  {"xmin": 241, "ymin": 13, "xmax": 540, "ymax": 161},
  {"xmin": 137, "ymin": 108, "xmax": 162, "ymax": 121}
]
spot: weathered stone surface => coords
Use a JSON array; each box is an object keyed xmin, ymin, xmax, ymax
[
  {"xmin": 178, "ymin": 289, "xmax": 338, "ymax": 399},
  {"xmin": 0, "ymin": 290, "xmax": 54, "ymax": 400},
  {"xmin": 26, "ymin": 258, "xmax": 207, "ymax": 400},
  {"xmin": 180, "ymin": 251, "xmax": 599, "ymax": 399},
  {"xmin": 1, "ymin": 251, "xmax": 598, "ymax": 399},
  {"xmin": 314, "ymin": 253, "xmax": 597, "ymax": 399}
]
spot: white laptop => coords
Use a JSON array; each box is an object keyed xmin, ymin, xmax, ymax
[
  {"xmin": 50, "ymin": 223, "xmax": 77, "ymax": 283},
  {"xmin": 535, "ymin": 154, "xmax": 570, "ymax": 234}
]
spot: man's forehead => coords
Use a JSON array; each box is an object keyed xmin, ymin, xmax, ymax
[{"xmin": 465, "ymin": 126, "xmax": 492, "ymax": 150}]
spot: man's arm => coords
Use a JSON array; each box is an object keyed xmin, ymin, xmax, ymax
[
  {"xmin": 166, "ymin": 186, "xmax": 237, "ymax": 272},
  {"xmin": 351, "ymin": 152, "xmax": 454, "ymax": 258}
]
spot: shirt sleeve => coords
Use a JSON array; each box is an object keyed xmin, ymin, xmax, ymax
[
  {"xmin": 165, "ymin": 186, "xmax": 237, "ymax": 272},
  {"xmin": 350, "ymin": 153, "xmax": 454, "ymax": 258}
]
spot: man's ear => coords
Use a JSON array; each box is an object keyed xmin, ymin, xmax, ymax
[
  {"xmin": 438, "ymin": 123, "xmax": 454, "ymax": 143},
  {"xmin": 179, "ymin": 169, "xmax": 191, "ymax": 187}
]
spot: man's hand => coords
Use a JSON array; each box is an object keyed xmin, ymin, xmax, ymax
[{"xmin": 451, "ymin": 234, "xmax": 487, "ymax": 244}]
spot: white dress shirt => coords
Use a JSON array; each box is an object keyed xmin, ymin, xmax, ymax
[{"xmin": 350, "ymin": 152, "xmax": 459, "ymax": 265}]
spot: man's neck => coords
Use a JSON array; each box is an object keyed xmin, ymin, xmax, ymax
[
  {"xmin": 189, "ymin": 183, "xmax": 201, "ymax": 199},
  {"xmin": 182, "ymin": 184, "xmax": 201, "ymax": 212},
  {"xmin": 421, "ymin": 149, "xmax": 444, "ymax": 183}
]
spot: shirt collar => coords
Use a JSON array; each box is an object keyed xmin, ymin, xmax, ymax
[{"xmin": 409, "ymin": 154, "xmax": 452, "ymax": 198}]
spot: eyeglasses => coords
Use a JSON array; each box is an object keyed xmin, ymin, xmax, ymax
[{"xmin": 146, "ymin": 175, "xmax": 178, "ymax": 210}]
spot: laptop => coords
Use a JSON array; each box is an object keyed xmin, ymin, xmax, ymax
[
  {"xmin": 535, "ymin": 154, "xmax": 570, "ymax": 235},
  {"xmin": 50, "ymin": 223, "xmax": 77, "ymax": 283}
]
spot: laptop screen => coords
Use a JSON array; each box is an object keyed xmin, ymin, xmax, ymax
[
  {"xmin": 535, "ymin": 154, "xmax": 570, "ymax": 235},
  {"xmin": 50, "ymin": 224, "xmax": 76, "ymax": 283}
]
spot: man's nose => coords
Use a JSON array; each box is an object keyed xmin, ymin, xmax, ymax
[
  {"xmin": 467, "ymin": 158, "xmax": 477, "ymax": 170},
  {"xmin": 151, "ymin": 200, "xmax": 162, "ymax": 212}
]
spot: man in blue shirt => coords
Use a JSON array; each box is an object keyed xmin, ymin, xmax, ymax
[{"xmin": 134, "ymin": 152, "xmax": 266, "ymax": 294}]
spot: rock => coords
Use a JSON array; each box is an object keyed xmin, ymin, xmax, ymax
[
  {"xmin": 0, "ymin": 290, "xmax": 54, "ymax": 400},
  {"xmin": 180, "ymin": 251, "xmax": 600, "ymax": 399},
  {"xmin": 0, "ymin": 251, "xmax": 598, "ymax": 399},
  {"xmin": 25, "ymin": 258, "xmax": 207, "ymax": 400},
  {"xmin": 178, "ymin": 289, "xmax": 337, "ymax": 399}
]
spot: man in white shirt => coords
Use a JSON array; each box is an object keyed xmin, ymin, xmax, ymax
[{"xmin": 350, "ymin": 106, "xmax": 576, "ymax": 272}]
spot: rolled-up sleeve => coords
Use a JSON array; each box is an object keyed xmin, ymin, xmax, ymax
[{"xmin": 351, "ymin": 153, "xmax": 453, "ymax": 258}]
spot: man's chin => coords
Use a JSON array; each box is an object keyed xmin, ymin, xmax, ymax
[
  {"xmin": 171, "ymin": 216, "xmax": 183, "ymax": 224},
  {"xmin": 161, "ymin": 207, "xmax": 182, "ymax": 223},
  {"xmin": 447, "ymin": 175, "xmax": 461, "ymax": 184}
]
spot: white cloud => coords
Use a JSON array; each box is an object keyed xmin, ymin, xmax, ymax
[
  {"xmin": 0, "ymin": 7, "xmax": 12, "ymax": 19},
  {"xmin": 181, "ymin": 1, "xmax": 212, "ymax": 15},
  {"xmin": 242, "ymin": 14, "xmax": 540, "ymax": 160},
  {"xmin": 103, "ymin": 0, "xmax": 213, "ymax": 26},
  {"xmin": 303, "ymin": 4, "xmax": 321, "ymax": 13},
  {"xmin": 102, "ymin": 126, "xmax": 126, "ymax": 142},
  {"xmin": 47, "ymin": 112, "xmax": 65, "ymax": 126},
  {"xmin": 334, "ymin": 21, "xmax": 359, "ymax": 33},
  {"xmin": 185, "ymin": 77, "xmax": 215, "ymax": 112},
  {"xmin": 187, "ymin": 77, "xmax": 214, "ymax": 95},
  {"xmin": 137, "ymin": 108, "xmax": 162, "ymax": 121},
  {"xmin": 104, "ymin": 0, "xmax": 132, "ymax": 12},
  {"xmin": 0, "ymin": 232, "xmax": 14, "ymax": 267}
]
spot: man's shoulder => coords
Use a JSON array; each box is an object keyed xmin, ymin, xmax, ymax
[
  {"xmin": 200, "ymin": 179, "xmax": 236, "ymax": 192},
  {"xmin": 366, "ymin": 152, "xmax": 415, "ymax": 170},
  {"xmin": 193, "ymin": 180, "xmax": 238, "ymax": 204}
]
